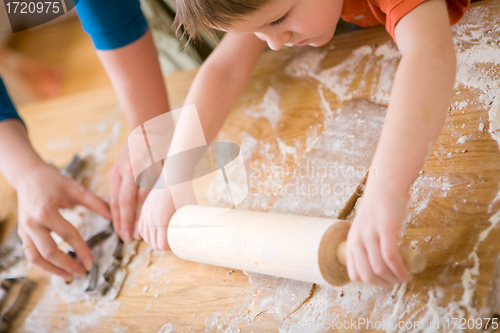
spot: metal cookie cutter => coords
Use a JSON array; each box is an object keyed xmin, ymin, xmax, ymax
[
  {"xmin": 97, "ymin": 238, "xmax": 124, "ymax": 296},
  {"xmin": 60, "ymin": 155, "xmax": 85, "ymax": 182},
  {"xmin": 0, "ymin": 223, "xmax": 23, "ymax": 272},
  {"xmin": 67, "ymin": 223, "xmax": 115, "ymax": 260},
  {"xmin": 67, "ymin": 223, "xmax": 115, "ymax": 293},
  {"xmin": 0, "ymin": 277, "xmax": 36, "ymax": 333}
]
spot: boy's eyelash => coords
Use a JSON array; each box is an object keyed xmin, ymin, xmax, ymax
[{"xmin": 270, "ymin": 11, "xmax": 289, "ymax": 26}]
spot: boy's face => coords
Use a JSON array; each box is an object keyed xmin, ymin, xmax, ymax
[{"xmin": 224, "ymin": 0, "xmax": 343, "ymax": 51}]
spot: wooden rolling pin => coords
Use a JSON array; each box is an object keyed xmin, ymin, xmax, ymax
[{"xmin": 168, "ymin": 205, "xmax": 426, "ymax": 286}]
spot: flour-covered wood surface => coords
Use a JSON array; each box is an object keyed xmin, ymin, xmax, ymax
[{"xmin": 1, "ymin": 0, "xmax": 500, "ymax": 331}]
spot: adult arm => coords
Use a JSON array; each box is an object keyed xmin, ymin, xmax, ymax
[
  {"xmin": 0, "ymin": 77, "xmax": 22, "ymax": 123},
  {"xmin": 0, "ymin": 89, "xmax": 111, "ymax": 279}
]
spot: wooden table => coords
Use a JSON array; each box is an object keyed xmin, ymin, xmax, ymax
[{"xmin": 2, "ymin": 0, "xmax": 500, "ymax": 331}]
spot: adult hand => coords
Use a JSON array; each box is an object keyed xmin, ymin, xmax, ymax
[
  {"xmin": 346, "ymin": 181, "xmax": 411, "ymax": 287},
  {"xmin": 109, "ymin": 145, "xmax": 150, "ymax": 242},
  {"xmin": 17, "ymin": 163, "xmax": 111, "ymax": 281}
]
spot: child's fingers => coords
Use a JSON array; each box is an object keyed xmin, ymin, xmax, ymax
[
  {"xmin": 133, "ymin": 188, "xmax": 149, "ymax": 240},
  {"xmin": 354, "ymin": 244, "xmax": 392, "ymax": 287},
  {"xmin": 138, "ymin": 216, "xmax": 150, "ymax": 245},
  {"xmin": 380, "ymin": 234, "xmax": 411, "ymax": 282},
  {"xmin": 156, "ymin": 226, "xmax": 169, "ymax": 251},
  {"xmin": 365, "ymin": 236, "xmax": 399, "ymax": 285},
  {"xmin": 346, "ymin": 246, "xmax": 360, "ymax": 282},
  {"xmin": 149, "ymin": 226, "xmax": 158, "ymax": 251}
]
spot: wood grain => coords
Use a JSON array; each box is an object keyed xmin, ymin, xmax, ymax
[{"xmin": 1, "ymin": 1, "xmax": 499, "ymax": 331}]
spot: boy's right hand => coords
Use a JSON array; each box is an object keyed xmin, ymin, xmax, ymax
[{"xmin": 16, "ymin": 163, "xmax": 111, "ymax": 281}]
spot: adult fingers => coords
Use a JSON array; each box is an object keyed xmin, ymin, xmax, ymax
[
  {"xmin": 364, "ymin": 235, "xmax": 399, "ymax": 285},
  {"xmin": 380, "ymin": 234, "xmax": 411, "ymax": 283},
  {"xmin": 109, "ymin": 170, "xmax": 122, "ymax": 238},
  {"xmin": 69, "ymin": 182, "xmax": 111, "ymax": 219},
  {"xmin": 28, "ymin": 225, "xmax": 87, "ymax": 278},
  {"xmin": 48, "ymin": 212, "xmax": 93, "ymax": 271},
  {"xmin": 118, "ymin": 175, "xmax": 138, "ymax": 242},
  {"xmin": 19, "ymin": 232, "xmax": 72, "ymax": 280}
]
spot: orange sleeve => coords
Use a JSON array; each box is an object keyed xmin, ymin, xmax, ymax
[{"xmin": 373, "ymin": 0, "xmax": 471, "ymax": 40}]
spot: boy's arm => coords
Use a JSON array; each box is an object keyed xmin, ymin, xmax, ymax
[
  {"xmin": 346, "ymin": 0, "xmax": 456, "ymax": 286},
  {"xmin": 76, "ymin": 0, "xmax": 171, "ymax": 242},
  {"xmin": 138, "ymin": 33, "xmax": 266, "ymax": 250},
  {"xmin": 95, "ymin": 31, "xmax": 170, "ymax": 242},
  {"xmin": 181, "ymin": 33, "xmax": 267, "ymax": 142}
]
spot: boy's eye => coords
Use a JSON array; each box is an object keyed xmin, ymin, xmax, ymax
[{"xmin": 270, "ymin": 11, "xmax": 289, "ymax": 26}]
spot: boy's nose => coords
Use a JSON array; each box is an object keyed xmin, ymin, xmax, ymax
[{"xmin": 265, "ymin": 31, "xmax": 292, "ymax": 51}]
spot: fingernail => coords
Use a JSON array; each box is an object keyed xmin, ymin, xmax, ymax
[
  {"xmin": 84, "ymin": 260, "xmax": 93, "ymax": 272},
  {"xmin": 65, "ymin": 278, "xmax": 73, "ymax": 284}
]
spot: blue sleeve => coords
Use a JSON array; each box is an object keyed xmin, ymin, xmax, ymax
[
  {"xmin": 0, "ymin": 77, "xmax": 22, "ymax": 123},
  {"xmin": 76, "ymin": 0, "xmax": 149, "ymax": 51}
]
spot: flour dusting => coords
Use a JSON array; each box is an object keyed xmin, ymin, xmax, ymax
[
  {"xmin": 245, "ymin": 86, "xmax": 283, "ymax": 128},
  {"xmin": 201, "ymin": 3, "xmax": 500, "ymax": 332},
  {"xmin": 285, "ymin": 41, "xmax": 401, "ymax": 106}
]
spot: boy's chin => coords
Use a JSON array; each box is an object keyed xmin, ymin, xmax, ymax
[
  {"xmin": 309, "ymin": 32, "xmax": 335, "ymax": 47},
  {"xmin": 307, "ymin": 42, "xmax": 325, "ymax": 47}
]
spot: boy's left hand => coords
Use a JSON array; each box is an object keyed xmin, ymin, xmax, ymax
[
  {"xmin": 345, "ymin": 0, "xmax": 455, "ymax": 288},
  {"xmin": 346, "ymin": 181, "xmax": 412, "ymax": 287}
]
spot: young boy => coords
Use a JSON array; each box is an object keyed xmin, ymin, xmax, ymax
[{"xmin": 138, "ymin": 0, "xmax": 469, "ymax": 287}]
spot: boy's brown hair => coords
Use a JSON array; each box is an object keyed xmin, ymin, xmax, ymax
[{"xmin": 174, "ymin": 0, "xmax": 271, "ymax": 42}]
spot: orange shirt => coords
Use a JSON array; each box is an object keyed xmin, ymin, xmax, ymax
[{"xmin": 340, "ymin": 0, "xmax": 470, "ymax": 40}]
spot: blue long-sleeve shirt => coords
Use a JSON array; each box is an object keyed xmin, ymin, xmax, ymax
[
  {"xmin": 0, "ymin": 0, "xmax": 148, "ymax": 123},
  {"xmin": 0, "ymin": 78, "xmax": 20, "ymax": 123}
]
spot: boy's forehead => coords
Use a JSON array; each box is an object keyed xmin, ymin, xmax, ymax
[{"xmin": 224, "ymin": 0, "xmax": 294, "ymax": 33}]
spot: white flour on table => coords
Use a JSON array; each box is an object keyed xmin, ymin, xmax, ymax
[{"xmin": 202, "ymin": 3, "xmax": 500, "ymax": 332}]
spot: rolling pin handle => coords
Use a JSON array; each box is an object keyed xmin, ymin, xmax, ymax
[
  {"xmin": 336, "ymin": 241, "xmax": 427, "ymax": 274},
  {"xmin": 336, "ymin": 241, "xmax": 347, "ymax": 266}
]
